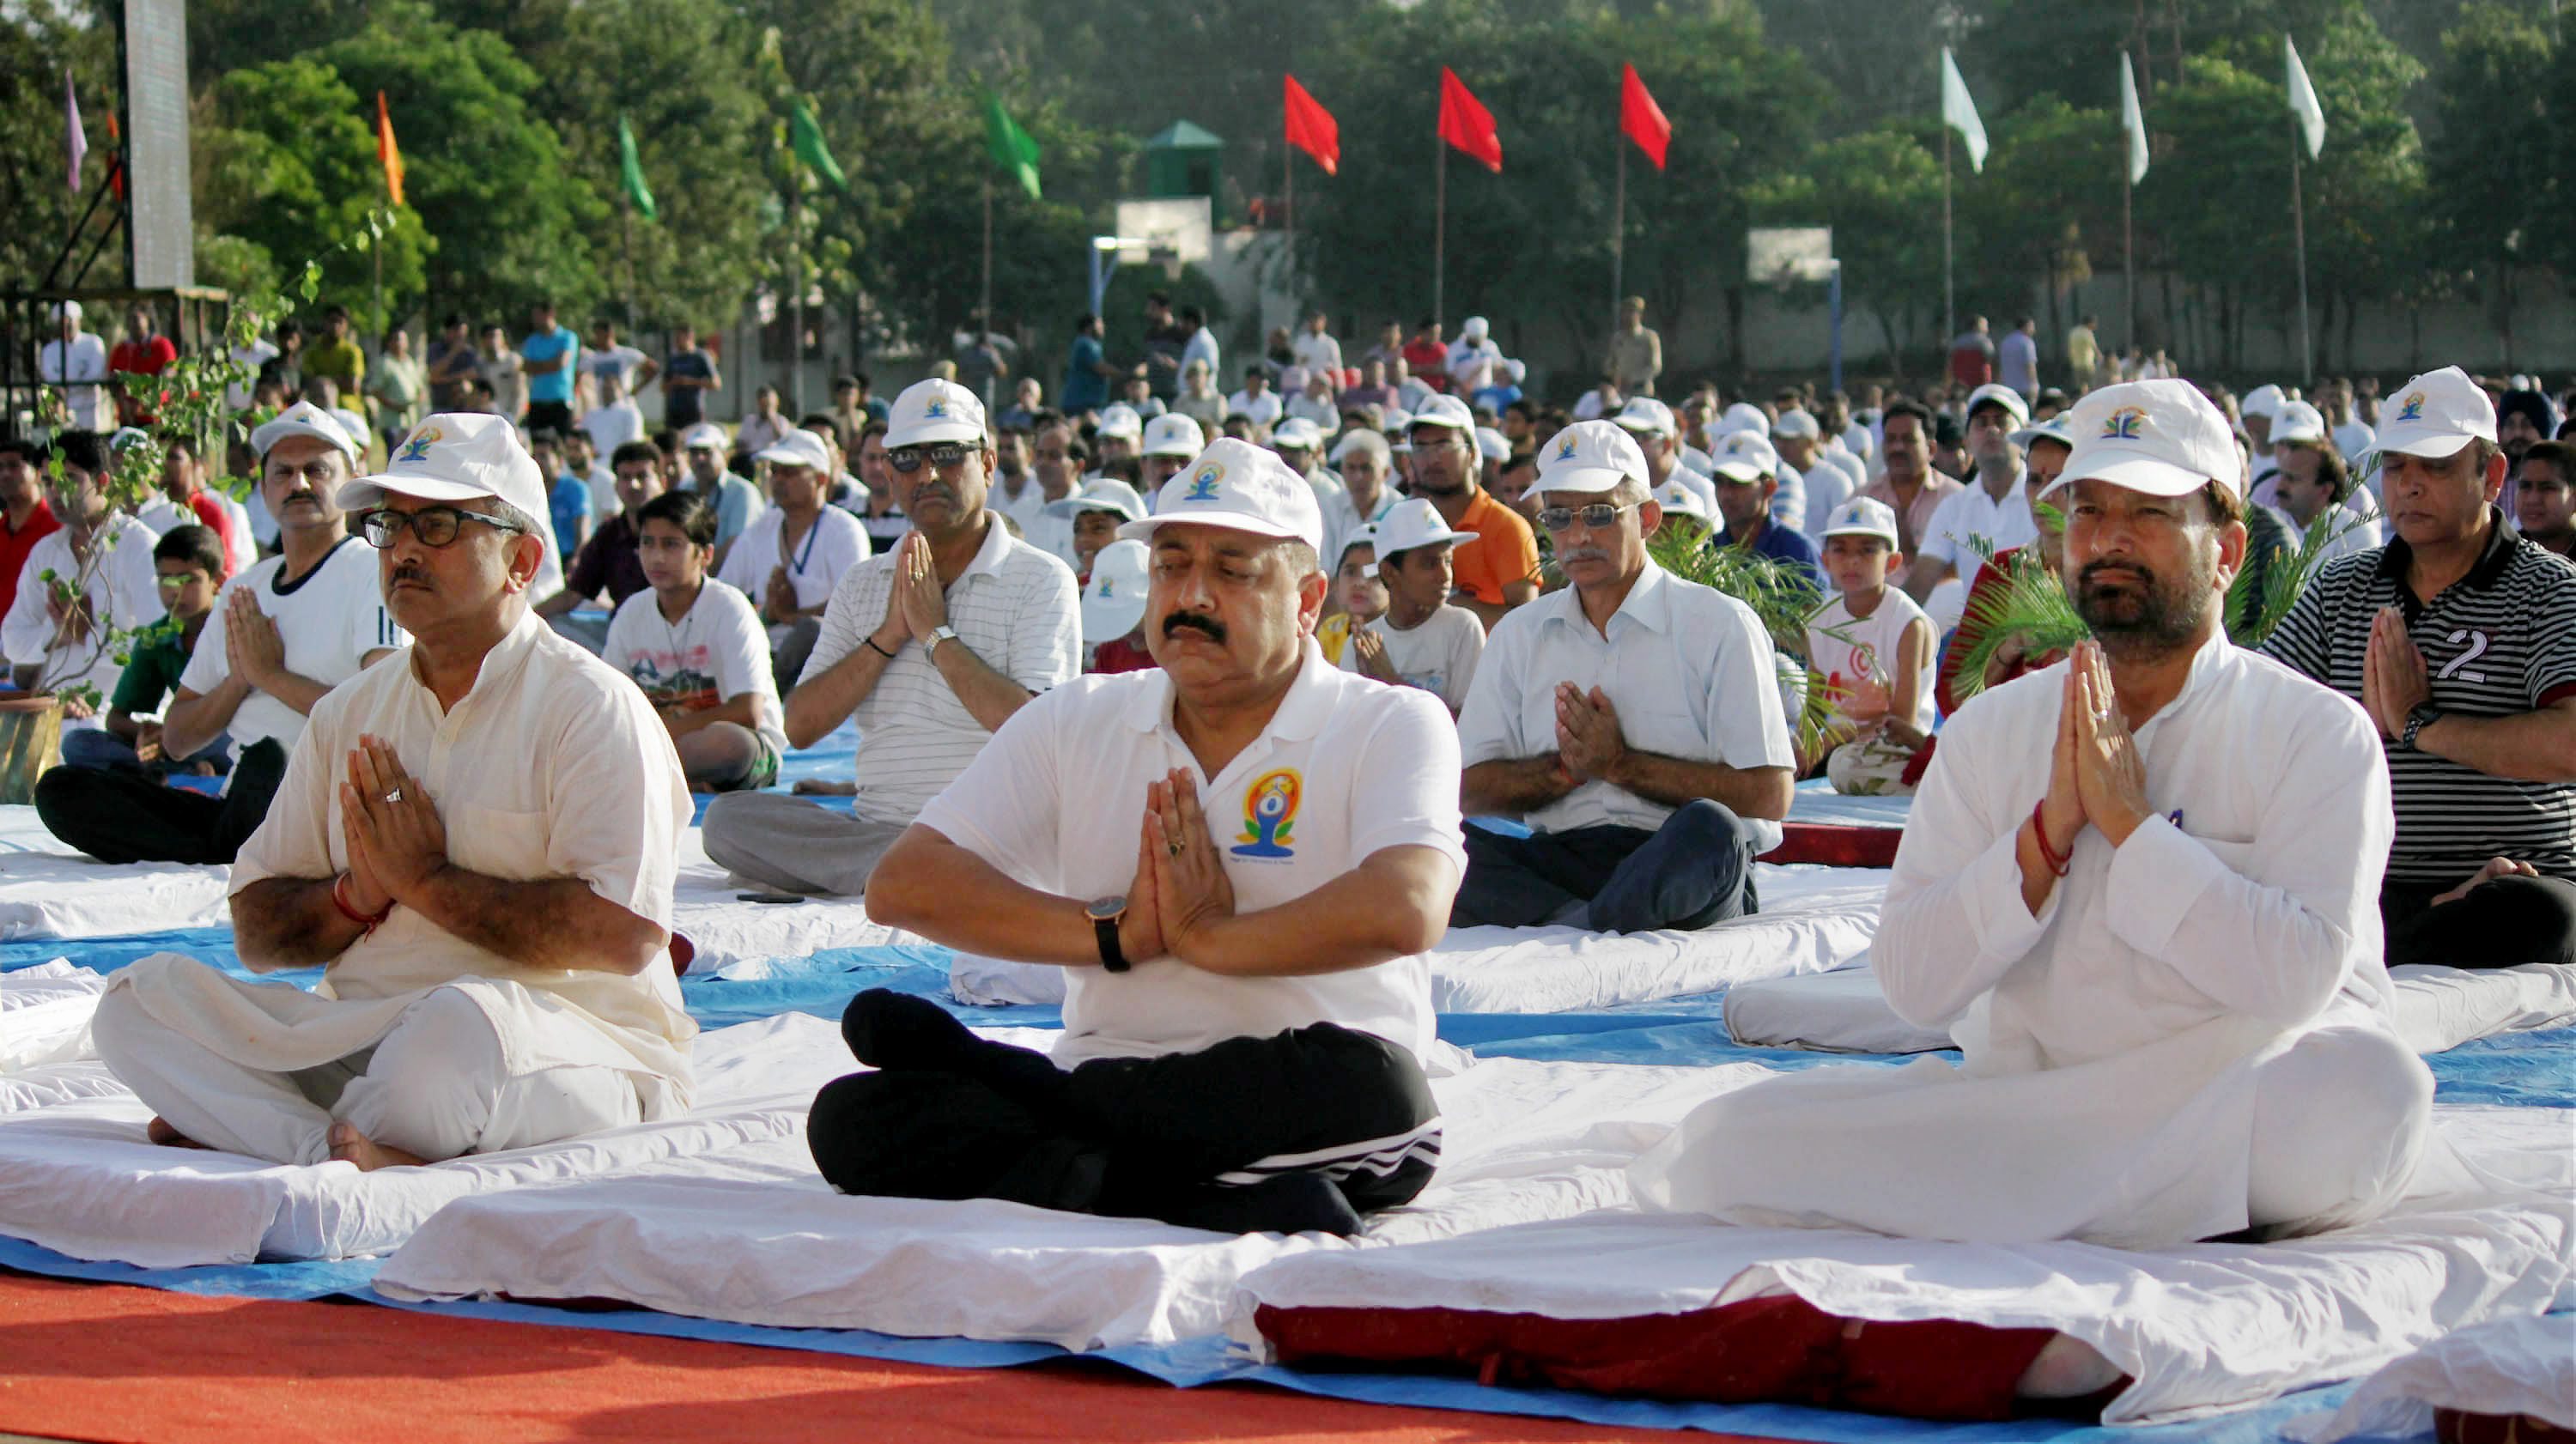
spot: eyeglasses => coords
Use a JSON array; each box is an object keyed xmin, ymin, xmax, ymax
[
  {"xmin": 357, "ymin": 506, "xmax": 528, "ymax": 549},
  {"xmin": 888, "ymin": 445, "xmax": 971, "ymax": 474},
  {"xmin": 1537, "ymin": 502, "xmax": 1633, "ymax": 532}
]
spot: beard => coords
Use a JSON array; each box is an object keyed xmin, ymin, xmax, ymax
[{"xmin": 2069, "ymin": 549, "xmax": 2213, "ymax": 656}]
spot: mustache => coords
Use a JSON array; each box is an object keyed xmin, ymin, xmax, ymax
[
  {"xmin": 1162, "ymin": 610, "xmax": 1226, "ymax": 643},
  {"xmin": 1558, "ymin": 546, "xmax": 1613, "ymax": 566},
  {"xmin": 391, "ymin": 562, "xmax": 433, "ymax": 587},
  {"xmin": 2076, "ymin": 559, "xmax": 2156, "ymax": 589}
]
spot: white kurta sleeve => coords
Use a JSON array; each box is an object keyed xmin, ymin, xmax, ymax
[
  {"xmin": 1703, "ymin": 601, "xmax": 1795, "ymax": 771},
  {"xmin": 542, "ymin": 686, "xmax": 689, "ymax": 929},
  {"xmin": 2101, "ymin": 698, "xmax": 2392, "ymax": 1027},
  {"xmin": 177, "ymin": 577, "xmax": 240, "ymax": 695},
  {"xmin": 2, "ymin": 550, "xmax": 52, "ymax": 667}
]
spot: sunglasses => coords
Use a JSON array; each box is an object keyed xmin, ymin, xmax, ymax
[
  {"xmin": 357, "ymin": 506, "xmax": 529, "ymax": 549},
  {"xmin": 888, "ymin": 445, "xmax": 971, "ymax": 474},
  {"xmin": 1536, "ymin": 502, "xmax": 1632, "ymax": 532}
]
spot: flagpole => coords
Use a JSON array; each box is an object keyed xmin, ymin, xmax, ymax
[
  {"xmin": 2123, "ymin": 154, "xmax": 2136, "ymax": 357},
  {"xmin": 981, "ymin": 177, "xmax": 995, "ymax": 410},
  {"xmin": 1285, "ymin": 132, "xmax": 1296, "ymax": 293},
  {"xmin": 619, "ymin": 193, "xmax": 636, "ymax": 326},
  {"xmin": 1433, "ymin": 139, "xmax": 1447, "ymax": 335},
  {"xmin": 1610, "ymin": 139, "xmax": 1626, "ymax": 336},
  {"xmin": 1941, "ymin": 124, "xmax": 1954, "ymax": 355},
  {"xmin": 789, "ymin": 176, "xmax": 805, "ymax": 416},
  {"xmin": 2289, "ymin": 131, "xmax": 2312, "ymax": 386}
]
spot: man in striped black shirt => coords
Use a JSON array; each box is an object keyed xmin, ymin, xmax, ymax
[
  {"xmin": 702, "ymin": 380, "xmax": 1080, "ymax": 896},
  {"xmin": 2263, "ymin": 366, "xmax": 2576, "ymax": 968}
]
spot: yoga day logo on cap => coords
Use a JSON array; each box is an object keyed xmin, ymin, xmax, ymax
[
  {"xmin": 2100, "ymin": 407, "xmax": 2147, "ymax": 441},
  {"xmin": 1556, "ymin": 435, "xmax": 1580, "ymax": 461},
  {"xmin": 925, "ymin": 398, "xmax": 949, "ymax": 419},
  {"xmin": 1231, "ymin": 768, "xmax": 1301, "ymax": 859},
  {"xmin": 397, "ymin": 425, "xmax": 443, "ymax": 464},
  {"xmin": 1097, "ymin": 578, "xmax": 1115, "ymax": 598},
  {"xmin": 1182, "ymin": 463, "xmax": 1225, "ymax": 503},
  {"xmin": 2397, "ymin": 391, "xmax": 2425, "ymax": 423}
]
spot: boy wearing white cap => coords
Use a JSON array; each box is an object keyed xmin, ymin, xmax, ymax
[
  {"xmin": 2264, "ymin": 366, "xmax": 2576, "ymax": 969},
  {"xmin": 714, "ymin": 428, "xmax": 872, "ymax": 692},
  {"xmin": 1635, "ymin": 382, "xmax": 2429, "ymax": 1408},
  {"xmin": 1453, "ymin": 422, "xmax": 1795, "ymax": 935},
  {"xmin": 1340, "ymin": 498, "xmax": 1485, "ymax": 714},
  {"xmin": 1801, "ymin": 496, "xmax": 1935, "ymax": 793},
  {"xmin": 1093, "ymin": 403, "xmax": 1145, "ymax": 466},
  {"xmin": 832, "ymin": 438, "xmax": 1461, "ymax": 1236},
  {"xmin": 701, "ymin": 379, "xmax": 1080, "ymax": 896},
  {"xmin": 37, "ymin": 403, "xmax": 404, "ymax": 866},
  {"xmin": 1136, "ymin": 411, "xmax": 1206, "ymax": 501},
  {"xmin": 1077, "ymin": 537, "xmax": 1155, "ymax": 675},
  {"xmin": 1044, "ymin": 478, "xmax": 1148, "ymax": 581},
  {"xmin": 93, "ymin": 411, "xmax": 697, "ymax": 1173}
]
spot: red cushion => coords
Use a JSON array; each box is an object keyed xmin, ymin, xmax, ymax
[{"xmin": 1759, "ymin": 823, "xmax": 1901, "ymax": 869}]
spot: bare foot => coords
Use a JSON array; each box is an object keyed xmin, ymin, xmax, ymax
[
  {"xmin": 144, "ymin": 1116, "xmax": 210, "ymax": 1150},
  {"xmin": 2017, "ymin": 1332, "xmax": 2124, "ymax": 1398},
  {"xmin": 326, "ymin": 1120, "xmax": 428, "ymax": 1171}
]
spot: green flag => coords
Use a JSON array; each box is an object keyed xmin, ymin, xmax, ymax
[
  {"xmin": 791, "ymin": 99, "xmax": 848, "ymax": 192},
  {"xmin": 617, "ymin": 115, "xmax": 658, "ymax": 221},
  {"xmin": 983, "ymin": 94, "xmax": 1041, "ymax": 200}
]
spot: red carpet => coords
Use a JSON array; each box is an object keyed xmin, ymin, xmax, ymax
[
  {"xmin": 0, "ymin": 1273, "xmax": 1777, "ymax": 1444},
  {"xmin": 1762, "ymin": 822, "xmax": 1902, "ymax": 869}
]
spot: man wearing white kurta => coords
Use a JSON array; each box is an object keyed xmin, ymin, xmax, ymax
[
  {"xmin": 92, "ymin": 413, "xmax": 696, "ymax": 1172},
  {"xmin": 826, "ymin": 439, "xmax": 1463, "ymax": 1237},
  {"xmin": 1635, "ymin": 379, "xmax": 2431, "ymax": 1255}
]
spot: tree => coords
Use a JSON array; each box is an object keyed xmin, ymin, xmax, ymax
[
  {"xmin": 0, "ymin": 10, "xmax": 123, "ymax": 290},
  {"xmin": 2427, "ymin": 3, "xmax": 2562, "ymax": 367},
  {"xmin": 1747, "ymin": 125, "xmax": 1947, "ymax": 371}
]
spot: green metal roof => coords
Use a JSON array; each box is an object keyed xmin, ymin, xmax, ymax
[{"xmin": 1144, "ymin": 119, "xmax": 1224, "ymax": 151}]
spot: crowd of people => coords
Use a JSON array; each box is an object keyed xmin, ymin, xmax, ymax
[{"xmin": 18, "ymin": 282, "xmax": 2576, "ymax": 1420}]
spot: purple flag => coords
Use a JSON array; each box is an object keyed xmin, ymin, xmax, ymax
[{"xmin": 64, "ymin": 70, "xmax": 86, "ymax": 195}]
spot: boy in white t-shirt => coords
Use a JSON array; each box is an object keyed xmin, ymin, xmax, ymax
[
  {"xmin": 1339, "ymin": 498, "xmax": 1484, "ymax": 714},
  {"xmin": 605, "ymin": 489, "xmax": 787, "ymax": 792},
  {"xmin": 1802, "ymin": 495, "xmax": 1935, "ymax": 792}
]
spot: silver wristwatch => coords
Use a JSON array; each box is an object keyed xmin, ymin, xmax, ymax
[{"xmin": 926, "ymin": 624, "xmax": 959, "ymax": 658}]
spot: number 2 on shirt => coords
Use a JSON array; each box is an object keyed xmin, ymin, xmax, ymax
[{"xmin": 2435, "ymin": 628, "xmax": 2490, "ymax": 685}]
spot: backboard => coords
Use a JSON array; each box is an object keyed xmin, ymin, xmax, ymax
[{"xmin": 1747, "ymin": 227, "xmax": 1834, "ymax": 287}]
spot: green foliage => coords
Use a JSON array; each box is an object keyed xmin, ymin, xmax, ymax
[
  {"xmin": 1645, "ymin": 528, "xmax": 1841, "ymax": 754},
  {"xmin": 2427, "ymin": 3, "xmax": 2567, "ymax": 325},
  {"xmin": 0, "ymin": 13, "xmax": 121, "ymax": 289},
  {"xmin": 1747, "ymin": 125, "xmax": 1945, "ymax": 365}
]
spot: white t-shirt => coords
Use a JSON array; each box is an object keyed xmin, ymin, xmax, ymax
[
  {"xmin": 228, "ymin": 340, "xmax": 280, "ymax": 411},
  {"xmin": 0, "ymin": 517, "xmax": 163, "ymax": 702},
  {"xmin": 1340, "ymin": 604, "xmax": 1485, "ymax": 713},
  {"xmin": 1286, "ymin": 391, "xmax": 1341, "ymax": 430},
  {"xmin": 917, "ymin": 640, "xmax": 1464, "ymax": 1065},
  {"xmin": 1807, "ymin": 586, "xmax": 1935, "ymax": 731},
  {"xmin": 604, "ymin": 579, "xmax": 787, "ymax": 756},
  {"xmin": 1801, "ymin": 454, "xmax": 1858, "ymax": 538},
  {"xmin": 714, "ymin": 506, "xmax": 872, "ymax": 641},
  {"xmin": 582, "ymin": 343, "xmax": 650, "ymax": 398},
  {"xmin": 1291, "ymin": 331, "xmax": 1344, "ymax": 378},
  {"xmin": 1917, "ymin": 473, "xmax": 2040, "ymax": 573},
  {"xmin": 1227, "ymin": 390, "xmax": 1285, "ymax": 429},
  {"xmin": 40, "ymin": 334, "xmax": 110, "ymax": 431},
  {"xmin": 1320, "ymin": 488, "xmax": 1397, "ymax": 575},
  {"xmin": 180, "ymin": 536, "xmax": 404, "ymax": 749},
  {"xmin": 1456, "ymin": 561, "xmax": 1795, "ymax": 852},
  {"xmin": 581, "ymin": 401, "xmax": 645, "ymax": 460}
]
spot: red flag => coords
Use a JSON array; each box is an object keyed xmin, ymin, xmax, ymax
[
  {"xmin": 1621, "ymin": 64, "xmax": 1671, "ymax": 170},
  {"xmin": 376, "ymin": 91, "xmax": 405, "ymax": 207},
  {"xmin": 1437, "ymin": 68, "xmax": 1502, "ymax": 173},
  {"xmin": 1284, "ymin": 75, "xmax": 1339, "ymax": 176}
]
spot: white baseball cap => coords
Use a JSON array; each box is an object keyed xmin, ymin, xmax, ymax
[
  {"xmin": 1771, "ymin": 410, "xmax": 1821, "ymax": 440},
  {"xmin": 1382, "ymin": 410, "xmax": 1414, "ymax": 451},
  {"xmin": 1335, "ymin": 521, "xmax": 1382, "ymax": 569},
  {"xmin": 1045, "ymin": 477, "xmax": 1147, "ymax": 523},
  {"xmin": 340, "ymin": 412, "xmax": 549, "ymax": 524},
  {"xmin": 2374, "ymin": 367, "xmax": 2497, "ymax": 460},
  {"xmin": 1963, "ymin": 382, "xmax": 2031, "ymax": 429},
  {"xmin": 1272, "ymin": 416, "xmax": 1326, "ymax": 453},
  {"xmin": 1474, "ymin": 427, "xmax": 1510, "ymax": 463},
  {"xmin": 886, "ymin": 379, "xmax": 987, "ymax": 451},
  {"xmin": 2009, "ymin": 414, "xmax": 2075, "ymax": 452},
  {"xmin": 1367, "ymin": 497, "xmax": 1475, "ymax": 570},
  {"xmin": 1120, "ymin": 438, "xmax": 1325, "ymax": 555},
  {"xmin": 1079, "ymin": 538, "xmax": 1150, "ymax": 645},
  {"xmin": 679, "ymin": 422, "xmax": 729, "ymax": 453},
  {"xmin": 1095, "ymin": 403, "xmax": 1145, "ymax": 442},
  {"xmin": 1535, "ymin": 421, "xmax": 1649, "ymax": 497},
  {"xmin": 1720, "ymin": 402, "xmax": 1771, "ymax": 438},
  {"xmin": 1653, "ymin": 478, "xmax": 1711, "ymax": 522},
  {"xmin": 1461, "ymin": 316, "xmax": 1491, "ymax": 342},
  {"xmin": 250, "ymin": 400, "xmax": 361, "ymax": 465},
  {"xmin": 1141, "ymin": 412, "xmax": 1205, "ymax": 458},
  {"xmin": 754, "ymin": 428, "xmax": 835, "ymax": 474},
  {"xmin": 1408, "ymin": 395, "xmax": 1475, "ymax": 434},
  {"xmin": 1330, "ymin": 428, "xmax": 1389, "ymax": 465},
  {"xmin": 2043, "ymin": 379, "xmax": 2242, "ymax": 501},
  {"xmin": 2269, "ymin": 400, "xmax": 2329, "ymax": 447},
  {"xmin": 52, "ymin": 300, "xmax": 82, "ymax": 324},
  {"xmin": 1821, "ymin": 495, "xmax": 1901, "ymax": 545},
  {"xmin": 1710, "ymin": 430, "xmax": 1780, "ymax": 483},
  {"xmin": 332, "ymin": 409, "xmax": 374, "ymax": 452},
  {"xmin": 2239, "ymin": 384, "xmax": 2287, "ymax": 421},
  {"xmin": 1612, "ymin": 397, "xmax": 1677, "ymax": 437}
]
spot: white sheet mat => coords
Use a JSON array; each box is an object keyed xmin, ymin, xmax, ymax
[
  {"xmin": 0, "ymin": 1010, "xmax": 921, "ymax": 1266},
  {"xmin": 1230, "ymin": 1104, "xmax": 2576, "ymax": 1426},
  {"xmin": 953, "ymin": 863, "xmax": 1889, "ymax": 1012},
  {"xmin": 372, "ymin": 1052, "xmax": 1771, "ymax": 1351},
  {"xmin": 2285, "ymin": 1311, "xmax": 2576, "ymax": 1440},
  {"xmin": 1727, "ymin": 962, "xmax": 2576, "ymax": 1055},
  {"xmin": 670, "ymin": 828, "xmax": 916, "ymax": 972},
  {"xmin": 2, "ymin": 962, "xmax": 109, "ymax": 1076}
]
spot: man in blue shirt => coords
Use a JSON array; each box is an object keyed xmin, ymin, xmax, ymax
[
  {"xmin": 519, "ymin": 299, "xmax": 581, "ymax": 436},
  {"xmin": 1710, "ymin": 447, "xmax": 1824, "ymax": 592},
  {"xmin": 1061, "ymin": 312, "xmax": 1113, "ymax": 416}
]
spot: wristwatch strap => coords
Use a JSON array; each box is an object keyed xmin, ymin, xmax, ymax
[{"xmin": 1093, "ymin": 913, "xmax": 1130, "ymax": 973}]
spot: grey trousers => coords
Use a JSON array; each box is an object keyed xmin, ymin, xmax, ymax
[{"xmin": 701, "ymin": 791, "xmax": 910, "ymax": 895}]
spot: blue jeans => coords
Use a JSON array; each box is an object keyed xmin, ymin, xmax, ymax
[
  {"xmin": 1451, "ymin": 800, "xmax": 1759, "ymax": 934},
  {"xmin": 58, "ymin": 725, "xmax": 233, "ymax": 775}
]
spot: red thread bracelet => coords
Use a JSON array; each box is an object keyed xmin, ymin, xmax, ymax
[
  {"xmin": 332, "ymin": 872, "xmax": 393, "ymax": 932},
  {"xmin": 2029, "ymin": 801, "xmax": 2073, "ymax": 877}
]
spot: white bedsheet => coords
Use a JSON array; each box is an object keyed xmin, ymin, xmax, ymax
[
  {"xmin": 372, "ymin": 1052, "xmax": 1771, "ymax": 1351},
  {"xmin": 1727, "ymin": 962, "xmax": 2576, "ymax": 1056},
  {"xmin": 2286, "ymin": 1310, "xmax": 2576, "ymax": 1440},
  {"xmin": 953, "ymin": 863, "xmax": 1889, "ymax": 1013},
  {"xmin": 2, "ymin": 962, "xmax": 109, "ymax": 1074},
  {"xmin": 0, "ymin": 1010, "xmax": 891, "ymax": 1266},
  {"xmin": 1230, "ymin": 1104, "xmax": 2576, "ymax": 1426}
]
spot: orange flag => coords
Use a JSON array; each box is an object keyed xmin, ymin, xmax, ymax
[{"xmin": 376, "ymin": 91, "xmax": 405, "ymax": 207}]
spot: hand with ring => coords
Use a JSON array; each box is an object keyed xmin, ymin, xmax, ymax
[{"xmin": 1145, "ymin": 770, "xmax": 1236, "ymax": 966}]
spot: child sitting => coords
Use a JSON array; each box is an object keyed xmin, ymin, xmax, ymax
[
  {"xmin": 604, "ymin": 489, "xmax": 788, "ymax": 793},
  {"xmin": 1315, "ymin": 527, "xmax": 1388, "ymax": 664},
  {"xmin": 1803, "ymin": 496, "xmax": 1935, "ymax": 794},
  {"xmin": 60, "ymin": 525, "xmax": 233, "ymax": 776},
  {"xmin": 1340, "ymin": 498, "xmax": 1485, "ymax": 715},
  {"xmin": 1080, "ymin": 537, "xmax": 1155, "ymax": 675}
]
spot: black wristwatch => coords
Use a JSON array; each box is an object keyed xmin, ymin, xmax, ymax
[
  {"xmin": 1085, "ymin": 895, "xmax": 1131, "ymax": 973},
  {"xmin": 2399, "ymin": 702, "xmax": 2444, "ymax": 751}
]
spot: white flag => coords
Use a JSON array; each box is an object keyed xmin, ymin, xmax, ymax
[
  {"xmin": 1940, "ymin": 47, "xmax": 1987, "ymax": 173},
  {"xmin": 2118, "ymin": 53, "xmax": 2148, "ymax": 185},
  {"xmin": 2286, "ymin": 34, "xmax": 2325, "ymax": 158}
]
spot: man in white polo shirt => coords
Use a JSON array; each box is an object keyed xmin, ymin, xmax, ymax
[
  {"xmin": 37, "ymin": 403, "xmax": 402, "ymax": 865},
  {"xmin": 1452, "ymin": 421, "xmax": 1795, "ymax": 934},
  {"xmin": 701, "ymin": 380, "xmax": 1080, "ymax": 896},
  {"xmin": 1908, "ymin": 382, "xmax": 2041, "ymax": 603},
  {"xmin": 823, "ymin": 438, "xmax": 1462, "ymax": 1236},
  {"xmin": 714, "ymin": 427, "xmax": 871, "ymax": 692}
]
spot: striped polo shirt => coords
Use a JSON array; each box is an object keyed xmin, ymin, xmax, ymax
[
  {"xmin": 2263, "ymin": 507, "xmax": 2576, "ymax": 882},
  {"xmin": 807, "ymin": 513, "xmax": 1081, "ymax": 827}
]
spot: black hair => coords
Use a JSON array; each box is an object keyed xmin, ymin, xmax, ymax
[
  {"xmin": 611, "ymin": 440, "xmax": 664, "ymax": 470},
  {"xmin": 1180, "ymin": 306, "xmax": 1205, "ymax": 325},
  {"xmin": 152, "ymin": 523, "xmax": 225, "ymax": 577},
  {"xmin": 443, "ymin": 312, "xmax": 467, "ymax": 329},
  {"xmin": 0, "ymin": 437, "xmax": 38, "ymax": 465},
  {"xmin": 1145, "ymin": 290, "xmax": 1172, "ymax": 308},
  {"xmin": 2524, "ymin": 440, "xmax": 2572, "ymax": 481},
  {"xmin": 1075, "ymin": 312, "xmax": 1098, "ymax": 331},
  {"xmin": 638, "ymin": 488, "xmax": 717, "ymax": 546},
  {"xmin": 528, "ymin": 429, "xmax": 563, "ymax": 450},
  {"xmin": 54, "ymin": 430, "xmax": 107, "ymax": 476},
  {"xmin": 1880, "ymin": 398, "xmax": 1935, "ymax": 434},
  {"xmin": 831, "ymin": 376, "xmax": 858, "ymax": 393}
]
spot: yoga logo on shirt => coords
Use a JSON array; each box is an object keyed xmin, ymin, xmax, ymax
[
  {"xmin": 1183, "ymin": 463, "xmax": 1227, "ymax": 502},
  {"xmin": 1231, "ymin": 768, "xmax": 1301, "ymax": 859}
]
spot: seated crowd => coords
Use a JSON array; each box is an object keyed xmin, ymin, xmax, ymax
[{"xmin": 11, "ymin": 300, "xmax": 2576, "ymax": 1418}]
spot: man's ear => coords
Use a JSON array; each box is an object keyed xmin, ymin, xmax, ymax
[{"xmin": 1637, "ymin": 500, "xmax": 1664, "ymax": 538}]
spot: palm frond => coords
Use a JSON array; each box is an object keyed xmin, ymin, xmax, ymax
[
  {"xmin": 2227, "ymin": 505, "xmax": 2363, "ymax": 648},
  {"xmin": 1647, "ymin": 531, "xmax": 1839, "ymax": 755},
  {"xmin": 1947, "ymin": 547, "xmax": 2088, "ymax": 706}
]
